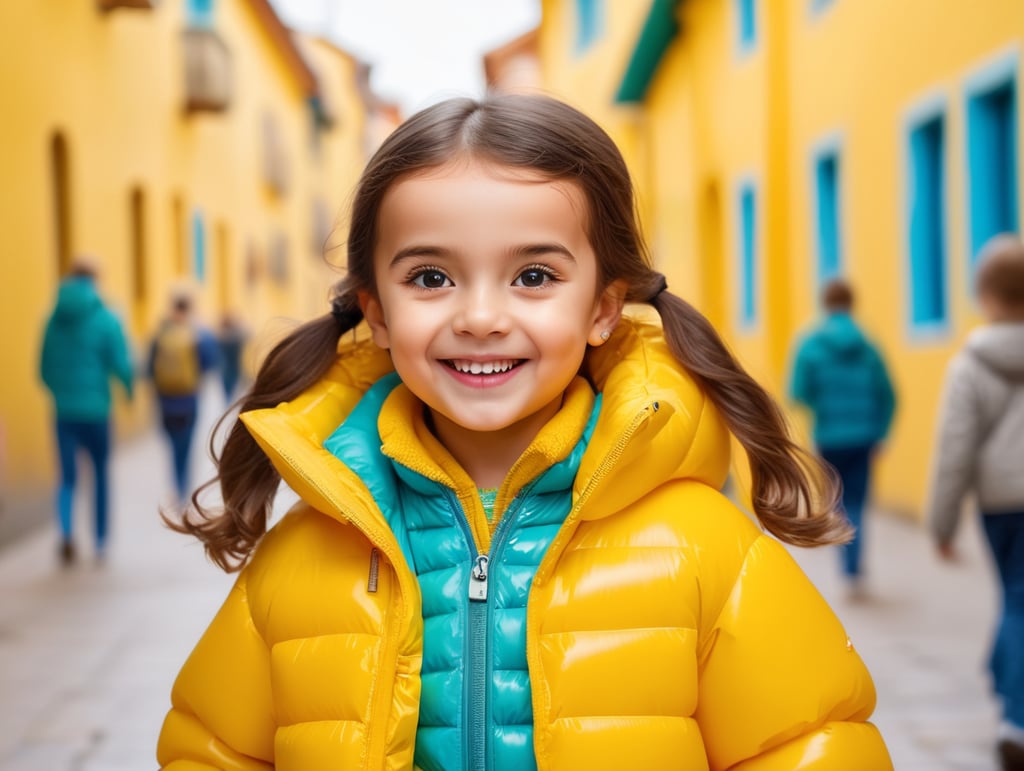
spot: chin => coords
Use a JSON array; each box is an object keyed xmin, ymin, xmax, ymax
[{"xmin": 434, "ymin": 407, "xmax": 525, "ymax": 434}]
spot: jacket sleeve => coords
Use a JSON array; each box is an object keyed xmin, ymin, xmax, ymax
[
  {"xmin": 197, "ymin": 327, "xmax": 221, "ymax": 373},
  {"xmin": 787, "ymin": 339, "xmax": 814, "ymax": 410},
  {"xmin": 39, "ymin": 320, "xmax": 57, "ymax": 392},
  {"xmin": 103, "ymin": 312, "xmax": 134, "ymax": 400},
  {"xmin": 695, "ymin": 535, "xmax": 892, "ymax": 770},
  {"xmin": 925, "ymin": 358, "xmax": 983, "ymax": 545},
  {"xmin": 872, "ymin": 345, "xmax": 897, "ymax": 441},
  {"xmin": 157, "ymin": 569, "xmax": 275, "ymax": 770}
]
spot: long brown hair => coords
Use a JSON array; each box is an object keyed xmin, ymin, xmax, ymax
[{"xmin": 171, "ymin": 93, "xmax": 847, "ymax": 572}]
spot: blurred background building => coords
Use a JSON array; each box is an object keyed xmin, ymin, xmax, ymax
[
  {"xmin": 508, "ymin": 0, "xmax": 1022, "ymax": 517},
  {"xmin": 1, "ymin": 0, "xmax": 1021, "ymax": 538},
  {"xmin": 0, "ymin": 0, "xmax": 400, "ymax": 538}
]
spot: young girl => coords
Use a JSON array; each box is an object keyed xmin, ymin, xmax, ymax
[{"xmin": 157, "ymin": 94, "xmax": 892, "ymax": 770}]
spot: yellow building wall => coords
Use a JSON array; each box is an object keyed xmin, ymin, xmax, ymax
[
  {"xmin": 647, "ymin": 0, "xmax": 776, "ymax": 387},
  {"xmin": 0, "ymin": 1, "xmax": 366, "ymax": 514},
  {"xmin": 538, "ymin": 0, "xmax": 775, "ymax": 384},
  {"xmin": 537, "ymin": 0, "xmax": 1024, "ymax": 517},
  {"xmin": 784, "ymin": 0, "xmax": 1024, "ymax": 514},
  {"xmin": 538, "ymin": 0, "xmax": 657, "ymax": 229},
  {"xmin": 302, "ymin": 37, "xmax": 369, "ymax": 273}
]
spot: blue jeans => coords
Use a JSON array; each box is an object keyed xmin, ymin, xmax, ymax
[
  {"xmin": 820, "ymin": 444, "xmax": 873, "ymax": 579},
  {"xmin": 982, "ymin": 510, "xmax": 1024, "ymax": 728},
  {"xmin": 161, "ymin": 410, "xmax": 197, "ymax": 500},
  {"xmin": 55, "ymin": 418, "xmax": 110, "ymax": 548}
]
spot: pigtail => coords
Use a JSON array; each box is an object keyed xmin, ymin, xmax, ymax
[
  {"xmin": 649, "ymin": 286, "xmax": 851, "ymax": 547},
  {"xmin": 164, "ymin": 280, "xmax": 365, "ymax": 572}
]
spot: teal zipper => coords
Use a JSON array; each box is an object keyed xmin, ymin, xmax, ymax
[
  {"xmin": 447, "ymin": 491, "xmax": 487, "ymax": 770},
  {"xmin": 448, "ymin": 484, "xmax": 535, "ymax": 770}
]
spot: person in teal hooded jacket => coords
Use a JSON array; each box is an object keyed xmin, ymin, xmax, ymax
[
  {"xmin": 40, "ymin": 256, "xmax": 134, "ymax": 565},
  {"xmin": 789, "ymin": 279, "xmax": 896, "ymax": 596}
]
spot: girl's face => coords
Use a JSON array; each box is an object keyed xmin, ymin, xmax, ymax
[{"xmin": 360, "ymin": 158, "xmax": 624, "ymax": 451}]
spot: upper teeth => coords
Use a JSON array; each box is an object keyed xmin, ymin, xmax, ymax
[{"xmin": 452, "ymin": 359, "xmax": 516, "ymax": 375}]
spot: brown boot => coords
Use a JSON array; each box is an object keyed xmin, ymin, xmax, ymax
[
  {"xmin": 59, "ymin": 540, "xmax": 76, "ymax": 567},
  {"xmin": 998, "ymin": 722, "xmax": 1024, "ymax": 771}
]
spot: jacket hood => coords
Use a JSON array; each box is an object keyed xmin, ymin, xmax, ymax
[
  {"xmin": 52, "ymin": 278, "xmax": 101, "ymax": 323},
  {"xmin": 241, "ymin": 312, "xmax": 731, "ymax": 535},
  {"xmin": 816, "ymin": 313, "xmax": 869, "ymax": 356},
  {"xmin": 966, "ymin": 322, "xmax": 1024, "ymax": 379}
]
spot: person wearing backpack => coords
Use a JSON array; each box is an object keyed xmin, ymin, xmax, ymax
[
  {"xmin": 927, "ymin": 233, "xmax": 1024, "ymax": 770},
  {"xmin": 148, "ymin": 289, "xmax": 218, "ymax": 503}
]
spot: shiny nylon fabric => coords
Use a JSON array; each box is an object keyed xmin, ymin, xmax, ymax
[
  {"xmin": 324, "ymin": 374, "xmax": 600, "ymax": 770},
  {"xmin": 157, "ymin": 316, "xmax": 893, "ymax": 770}
]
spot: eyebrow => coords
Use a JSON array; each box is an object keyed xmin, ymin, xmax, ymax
[
  {"xmin": 513, "ymin": 243, "xmax": 576, "ymax": 262},
  {"xmin": 389, "ymin": 245, "xmax": 451, "ymax": 267},
  {"xmin": 389, "ymin": 242, "xmax": 576, "ymax": 268},
  {"xmin": 385, "ymin": 243, "xmax": 577, "ymax": 270}
]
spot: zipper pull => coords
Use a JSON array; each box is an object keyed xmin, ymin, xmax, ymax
[
  {"xmin": 367, "ymin": 548, "xmax": 380, "ymax": 593},
  {"xmin": 469, "ymin": 554, "xmax": 489, "ymax": 601}
]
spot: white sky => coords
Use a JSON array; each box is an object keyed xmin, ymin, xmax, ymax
[{"xmin": 270, "ymin": 0, "xmax": 541, "ymax": 115}]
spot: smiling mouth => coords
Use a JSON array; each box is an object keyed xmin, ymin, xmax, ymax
[{"xmin": 444, "ymin": 359, "xmax": 523, "ymax": 375}]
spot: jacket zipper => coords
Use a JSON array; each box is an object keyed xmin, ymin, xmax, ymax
[{"xmin": 449, "ymin": 485, "xmax": 534, "ymax": 771}]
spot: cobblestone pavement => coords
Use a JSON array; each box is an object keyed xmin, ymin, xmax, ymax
[
  {"xmin": 0, "ymin": 389, "xmax": 1005, "ymax": 768},
  {"xmin": 785, "ymin": 511, "xmax": 1001, "ymax": 770}
]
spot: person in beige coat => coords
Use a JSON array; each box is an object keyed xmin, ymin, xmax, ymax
[{"xmin": 927, "ymin": 233, "xmax": 1024, "ymax": 770}]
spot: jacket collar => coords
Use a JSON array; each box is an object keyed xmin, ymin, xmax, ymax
[
  {"xmin": 575, "ymin": 311, "xmax": 730, "ymax": 519},
  {"xmin": 377, "ymin": 376, "xmax": 597, "ymax": 549},
  {"xmin": 240, "ymin": 313, "xmax": 730, "ymax": 531}
]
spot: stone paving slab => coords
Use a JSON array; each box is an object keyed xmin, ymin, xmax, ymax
[{"xmin": 785, "ymin": 509, "xmax": 1001, "ymax": 770}]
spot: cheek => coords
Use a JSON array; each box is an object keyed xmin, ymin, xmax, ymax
[{"xmin": 383, "ymin": 313, "xmax": 433, "ymax": 355}]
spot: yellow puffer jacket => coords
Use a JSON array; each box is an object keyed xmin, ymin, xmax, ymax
[{"xmin": 157, "ymin": 315, "xmax": 892, "ymax": 770}]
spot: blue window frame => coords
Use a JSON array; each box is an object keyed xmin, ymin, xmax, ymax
[
  {"xmin": 187, "ymin": 0, "xmax": 214, "ymax": 27},
  {"xmin": 906, "ymin": 113, "xmax": 947, "ymax": 328},
  {"xmin": 737, "ymin": 0, "xmax": 757, "ymax": 53},
  {"xmin": 575, "ymin": 0, "xmax": 602, "ymax": 53},
  {"xmin": 814, "ymin": 148, "xmax": 842, "ymax": 285},
  {"xmin": 966, "ymin": 75, "xmax": 1018, "ymax": 264},
  {"xmin": 810, "ymin": 0, "xmax": 836, "ymax": 15},
  {"xmin": 738, "ymin": 182, "xmax": 758, "ymax": 328},
  {"xmin": 192, "ymin": 210, "xmax": 206, "ymax": 282}
]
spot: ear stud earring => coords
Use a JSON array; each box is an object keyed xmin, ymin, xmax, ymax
[{"xmin": 599, "ymin": 330, "xmax": 611, "ymax": 341}]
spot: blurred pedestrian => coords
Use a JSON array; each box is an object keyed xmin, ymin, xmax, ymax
[
  {"xmin": 926, "ymin": 233, "xmax": 1024, "ymax": 770},
  {"xmin": 39, "ymin": 255, "xmax": 134, "ymax": 565},
  {"xmin": 789, "ymin": 278, "xmax": 897, "ymax": 599},
  {"xmin": 148, "ymin": 288, "xmax": 217, "ymax": 504},
  {"xmin": 216, "ymin": 311, "xmax": 248, "ymax": 403}
]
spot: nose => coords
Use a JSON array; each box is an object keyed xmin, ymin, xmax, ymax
[{"xmin": 452, "ymin": 284, "xmax": 511, "ymax": 338}]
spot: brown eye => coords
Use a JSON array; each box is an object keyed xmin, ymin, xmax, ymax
[
  {"xmin": 412, "ymin": 269, "xmax": 451, "ymax": 289},
  {"xmin": 515, "ymin": 268, "xmax": 552, "ymax": 288}
]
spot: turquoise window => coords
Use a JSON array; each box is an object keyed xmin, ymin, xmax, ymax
[
  {"xmin": 738, "ymin": 183, "xmax": 757, "ymax": 327},
  {"xmin": 737, "ymin": 0, "xmax": 757, "ymax": 53},
  {"xmin": 192, "ymin": 211, "xmax": 206, "ymax": 282},
  {"xmin": 907, "ymin": 114, "xmax": 947, "ymax": 327},
  {"xmin": 967, "ymin": 78, "xmax": 1018, "ymax": 263},
  {"xmin": 187, "ymin": 0, "xmax": 214, "ymax": 27},
  {"xmin": 814, "ymin": 150, "xmax": 842, "ymax": 285},
  {"xmin": 575, "ymin": 0, "xmax": 603, "ymax": 52}
]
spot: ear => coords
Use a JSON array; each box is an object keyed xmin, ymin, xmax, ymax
[
  {"xmin": 357, "ymin": 290, "xmax": 390, "ymax": 350},
  {"xmin": 587, "ymin": 279, "xmax": 627, "ymax": 346}
]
